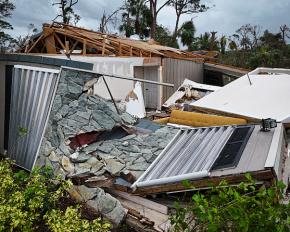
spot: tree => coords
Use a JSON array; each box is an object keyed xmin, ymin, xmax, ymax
[
  {"xmin": 179, "ymin": 20, "xmax": 195, "ymax": 47},
  {"xmin": 149, "ymin": 0, "xmax": 171, "ymax": 40},
  {"xmin": 119, "ymin": 0, "xmax": 152, "ymax": 39},
  {"xmin": 0, "ymin": 0, "xmax": 16, "ymax": 52},
  {"xmin": 169, "ymin": 0, "xmax": 211, "ymax": 37},
  {"xmin": 13, "ymin": 24, "xmax": 39, "ymax": 51},
  {"xmin": 191, "ymin": 32, "xmax": 212, "ymax": 50},
  {"xmin": 52, "ymin": 0, "xmax": 81, "ymax": 25},
  {"xmin": 279, "ymin": 25, "xmax": 290, "ymax": 66},
  {"xmin": 99, "ymin": 8, "xmax": 123, "ymax": 33},
  {"xmin": 247, "ymin": 45, "xmax": 281, "ymax": 69},
  {"xmin": 210, "ymin": 31, "xmax": 217, "ymax": 51},
  {"xmin": 155, "ymin": 24, "xmax": 174, "ymax": 46}
]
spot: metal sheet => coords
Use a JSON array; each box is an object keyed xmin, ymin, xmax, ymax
[
  {"xmin": 135, "ymin": 125, "xmax": 235, "ymax": 189},
  {"xmin": 7, "ymin": 65, "xmax": 59, "ymax": 170},
  {"xmin": 163, "ymin": 59, "xmax": 204, "ymax": 103}
]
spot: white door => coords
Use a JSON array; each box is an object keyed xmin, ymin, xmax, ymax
[{"xmin": 144, "ymin": 67, "xmax": 158, "ymax": 109}]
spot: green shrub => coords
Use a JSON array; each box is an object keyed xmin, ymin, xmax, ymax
[
  {"xmin": 0, "ymin": 158, "xmax": 111, "ymax": 231},
  {"xmin": 169, "ymin": 174, "xmax": 290, "ymax": 232}
]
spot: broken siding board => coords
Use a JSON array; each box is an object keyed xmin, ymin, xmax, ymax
[
  {"xmin": 132, "ymin": 170, "xmax": 275, "ymax": 196},
  {"xmin": 105, "ymin": 189, "xmax": 168, "ymax": 215}
]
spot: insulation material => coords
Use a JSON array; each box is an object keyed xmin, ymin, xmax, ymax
[
  {"xmin": 163, "ymin": 78, "xmax": 221, "ymax": 111},
  {"xmin": 125, "ymin": 82, "xmax": 146, "ymax": 118}
]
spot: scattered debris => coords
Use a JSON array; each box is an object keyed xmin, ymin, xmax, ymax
[{"xmin": 163, "ymin": 78, "xmax": 221, "ymax": 111}]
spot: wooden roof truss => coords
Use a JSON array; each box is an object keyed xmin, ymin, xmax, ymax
[{"xmin": 18, "ymin": 22, "xmax": 217, "ymax": 61}]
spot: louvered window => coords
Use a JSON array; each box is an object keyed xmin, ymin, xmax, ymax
[{"xmin": 211, "ymin": 126, "xmax": 254, "ymax": 170}]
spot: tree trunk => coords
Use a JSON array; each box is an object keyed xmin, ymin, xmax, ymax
[
  {"xmin": 173, "ymin": 13, "xmax": 180, "ymax": 36},
  {"xmin": 151, "ymin": 6, "xmax": 157, "ymax": 39},
  {"xmin": 210, "ymin": 31, "xmax": 217, "ymax": 51}
]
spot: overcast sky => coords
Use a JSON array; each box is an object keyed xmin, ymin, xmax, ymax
[{"xmin": 4, "ymin": 0, "xmax": 290, "ymax": 48}]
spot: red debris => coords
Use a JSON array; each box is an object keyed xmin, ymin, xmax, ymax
[{"xmin": 70, "ymin": 131, "xmax": 102, "ymax": 149}]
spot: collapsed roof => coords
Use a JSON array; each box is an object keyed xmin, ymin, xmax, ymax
[
  {"xmin": 17, "ymin": 22, "xmax": 217, "ymax": 62},
  {"xmin": 190, "ymin": 67, "xmax": 290, "ymax": 123}
]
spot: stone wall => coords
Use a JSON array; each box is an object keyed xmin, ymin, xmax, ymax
[{"xmin": 35, "ymin": 68, "xmax": 135, "ymax": 177}]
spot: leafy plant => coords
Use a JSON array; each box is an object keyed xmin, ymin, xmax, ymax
[
  {"xmin": 169, "ymin": 174, "xmax": 290, "ymax": 231},
  {"xmin": 0, "ymin": 158, "xmax": 111, "ymax": 231}
]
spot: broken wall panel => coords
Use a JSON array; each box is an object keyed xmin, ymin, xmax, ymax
[{"xmin": 7, "ymin": 65, "xmax": 59, "ymax": 170}]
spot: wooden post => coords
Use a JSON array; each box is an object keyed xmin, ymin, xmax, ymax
[
  {"xmin": 119, "ymin": 43, "xmax": 122, "ymax": 56},
  {"xmin": 83, "ymin": 39, "xmax": 86, "ymax": 55},
  {"xmin": 130, "ymin": 46, "xmax": 132, "ymax": 56},
  {"xmin": 140, "ymin": 50, "xmax": 142, "ymax": 57},
  {"xmin": 102, "ymin": 35, "xmax": 106, "ymax": 56},
  {"xmin": 65, "ymin": 41, "xmax": 69, "ymax": 54},
  {"xmin": 43, "ymin": 28, "xmax": 56, "ymax": 53},
  {"xmin": 149, "ymin": 51, "xmax": 151, "ymax": 57}
]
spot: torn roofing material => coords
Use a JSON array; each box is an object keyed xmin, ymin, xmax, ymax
[
  {"xmin": 191, "ymin": 67, "xmax": 290, "ymax": 122},
  {"xmin": 133, "ymin": 125, "xmax": 240, "ymax": 190}
]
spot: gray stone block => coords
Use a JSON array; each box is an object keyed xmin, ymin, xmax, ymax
[
  {"xmin": 92, "ymin": 110, "xmax": 115, "ymax": 130},
  {"xmin": 56, "ymin": 83, "xmax": 68, "ymax": 95},
  {"xmin": 52, "ymin": 95, "xmax": 62, "ymax": 112}
]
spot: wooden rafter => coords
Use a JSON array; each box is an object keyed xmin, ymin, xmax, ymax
[
  {"xmin": 27, "ymin": 34, "xmax": 44, "ymax": 53},
  {"xmin": 69, "ymin": 39, "xmax": 79, "ymax": 55},
  {"xmin": 53, "ymin": 32, "xmax": 66, "ymax": 50}
]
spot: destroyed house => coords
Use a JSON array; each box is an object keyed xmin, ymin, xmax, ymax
[{"xmin": 11, "ymin": 22, "xmax": 250, "ymax": 111}]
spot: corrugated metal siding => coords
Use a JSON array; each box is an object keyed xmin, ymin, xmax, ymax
[
  {"xmin": 7, "ymin": 66, "xmax": 59, "ymax": 170},
  {"xmin": 163, "ymin": 59, "xmax": 204, "ymax": 103},
  {"xmin": 137, "ymin": 125, "xmax": 235, "ymax": 187}
]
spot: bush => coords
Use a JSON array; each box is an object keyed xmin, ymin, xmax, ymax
[
  {"xmin": 169, "ymin": 174, "xmax": 290, "ymax": 232},
  {"xmin": 0, "ymin": 158, "xmax": 111, "ymax": 231}
]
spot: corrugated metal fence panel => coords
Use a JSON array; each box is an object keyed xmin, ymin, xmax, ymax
[
  {"xmin": 137, "ymin": 125, "xmax": 235, "ymax": 186},
  {"xmin": 8, "ymin": 66, "xmax": 59, "ymax": 170},
  {"xmin": 163, "ymin": 59, "xmax": 204, "ymax": 103}
]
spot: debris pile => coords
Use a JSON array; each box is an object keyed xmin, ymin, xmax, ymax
[{"xmin": 163, "ymin": 78, "xmax": 221, "ymax": 111}]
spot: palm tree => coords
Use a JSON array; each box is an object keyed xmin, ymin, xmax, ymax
[
  {"xmin": 247, "ymin": 45, "xmax": 281, "ymax": 69},
  {"xmin": 119, "ymin": 0, "xmax": 152, "ymax": 39}
]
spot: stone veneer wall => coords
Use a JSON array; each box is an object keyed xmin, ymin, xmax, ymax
[{"xmin": 35, "ymin": 68, "xmax": 135, "ymax": 177}]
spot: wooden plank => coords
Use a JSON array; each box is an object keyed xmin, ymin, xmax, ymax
[
  {"xmin": 102, "ymin": 37, "xmax": 105, "ymax": 56},
  {"xmin": 28, "ymin": 34, "xmax": 44, "ymax": 53},
  {"xmin": 116, "ymin": 196, "xmax": 169, "ymax": 231},
  {"xmin": 69, "ymin": 40, "xmax": 79, "ymax": 55},
  {"xmin": 40, "ymin": 44, "xmax": 46, "ymax": 53},
  {"xmin": 65, "ymin": 40, "xmax": 69, "ymax": 54},
  {"xmin": 119, "ymin": 42, "xmax": 122, "ymax": 56},
  {"xmin": 43, "ymin": 27, "xmax": 56, "ymax": 53},
  {"xmin": 53, "ymin": 32, "xmax": 66, "ymax": 50},
  {"xmin": 189, "ymin": 105, "xmax": 260, "ymax": 123},
  {"xmin": 132, "ymin": 170, "xmax": 275, "ymax": 196},
  {"xmin": 83, "ymin": 39, "xmax": 86, "ymax": 55},
  {"xmin": 105, "ymin": 189, "xmax": 168, "ymax": 215},
  {"xmin": 130, "ymin": 46, "xmax": 132, "ymax": 56}
]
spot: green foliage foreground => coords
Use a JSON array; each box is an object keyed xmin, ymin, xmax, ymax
[
  {"xmin": 0, "ymin": 158, "xmax": 111, "ymax": 231},
  {"xmin": 170, "ymin": 174, "xmax": 290, "ymax": 232}
]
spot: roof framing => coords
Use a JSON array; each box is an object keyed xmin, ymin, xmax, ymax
[{"xmin": 17, "ymin": 22, "xmax": 217, "ymax": 61}]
